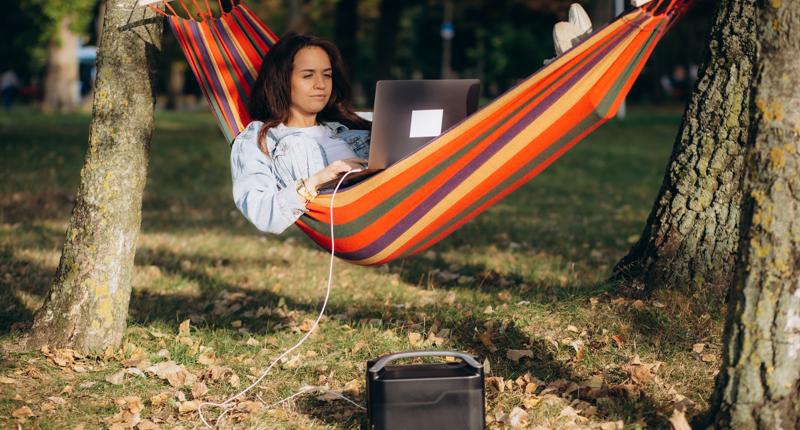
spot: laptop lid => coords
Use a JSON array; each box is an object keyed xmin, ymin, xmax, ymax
[{"xmin": 368, "ymin": 79, "xmax": 480, "ymax": 169}]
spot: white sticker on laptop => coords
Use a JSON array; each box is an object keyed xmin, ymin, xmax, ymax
[{"xmin": 409, "ymin": 109, "xmax": 444, "ymax": 138}]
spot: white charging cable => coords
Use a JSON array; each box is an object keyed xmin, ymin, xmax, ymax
[{"xmin": 198, "ymin": 169, "xmax": 364, "ymax": 428}]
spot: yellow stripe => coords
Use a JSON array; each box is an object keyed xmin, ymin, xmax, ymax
[
  {"xmin": 219, "ymin": 18, "xmax": 258, "ymax": 78},
  {"xmin": 354, "ymin": 21, "xmax": 647, "ymax": 265},
  {"xmin": 197, "ymin": 23, "xmax": 243, "ymax": 133},
  {"xmin": 317, "ymin": 12, "xmax": 642, "ymax": 208}
]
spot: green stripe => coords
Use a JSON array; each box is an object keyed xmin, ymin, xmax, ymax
[
  {"xmin": 231, "ymin": 11, "xmax": 267, "ymax": 59},
  {"xmin": 175, "ymin": 19, "xmax": 231, "ymax": 142},
  {"xmin": 402, "ymin": 22, "xmax": 665, "ymax": 258},
  {"xmin": 208, "ymin": 24, "xmax": 250, "ymax": 122},
  {"xmin": 300, "ymin": 23, "xmax": 629, "ymax": 238}
]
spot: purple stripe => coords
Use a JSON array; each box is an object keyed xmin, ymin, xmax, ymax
[
  {"xmin": 236, "ymin": 6, "xmax": 276, "ymax": 50},
  {"xmin": 187, "ymin": 20, "xmax": 238, "ymax": 136},
  {"xmin": 337, "ymin": 15, "xmax": 646, "ymax": 261},
  {"xmin": 212, "ymin": 18, "xmax": 256, "ymax": 88}
]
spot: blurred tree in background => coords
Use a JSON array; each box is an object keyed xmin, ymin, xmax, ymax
[{"xmin": 3, "ymin": 0, "xmax": 716, "ymax": 110}]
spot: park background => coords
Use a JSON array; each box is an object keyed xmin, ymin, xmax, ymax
[{"xmin": 0, "ymin": 0, "xmax": 731, "ymax": 429}]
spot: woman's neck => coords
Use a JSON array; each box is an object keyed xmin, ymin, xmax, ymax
[{"xmin": 286, "ymin": 109, "xmax": 319, "ymax": 128}]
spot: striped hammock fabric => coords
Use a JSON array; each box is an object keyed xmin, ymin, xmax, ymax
[{"xmin": 155, "ymin": 0, "xmax": 694, "ymax": 266}]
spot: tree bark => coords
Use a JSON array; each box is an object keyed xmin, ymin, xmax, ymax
[
  {"xmin": 27, "ymin": 0, "xmax": 162, "ymax": 353},
  {"xmin": 701, "ymin": 2, "xmax": 800, "ymax": 427},
  {"xmin": 286, "ymin": 0, "xmax": 308, "ymax": 33},
  {"xmin": 335, "ymin": 0, "xmax": 358, "ymax": 80},
  {"xmin": 42, "ymin": 15, "xmax": 81, "ymax": 112},
  {"xmin": 612, "ymin": 0, "xmax": 758, "ymax": 297},
  {"xmin": 374, "ymin": 0, "xmax": 404, "ymax": 81}
]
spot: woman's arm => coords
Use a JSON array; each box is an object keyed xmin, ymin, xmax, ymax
[{"xmin": 230, "ymin": 137, "xmax": 307, "ymax": 234}]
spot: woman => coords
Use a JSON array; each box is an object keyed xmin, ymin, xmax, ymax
[{"xmin": 231, "ymin": 33, "xmax": 372, "ymax": 234}]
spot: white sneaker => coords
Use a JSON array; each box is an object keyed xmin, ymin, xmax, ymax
[
  {"xmin": 569, "ymin": 4, "xmax": 592, "ymax": 34},
  {"xmin": 552, "ymin": 3, "xmax": 592, "ymax": 56},
  {"xmin": 553, "ymin": 21, "xmax": 583, "ymax": 56}
]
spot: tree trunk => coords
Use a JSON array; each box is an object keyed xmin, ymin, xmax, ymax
[
  {"xmin": 612, "ymin": 0, "xmax": 758, "ymax": 297},
  {"xmin": 286, "ymin": 0, "xmax": 308, "ymax": 33},
  {"xmin": 701, "ymin": 2, "xmax": 800, "ymax": 427},
  {"xmin": 27, "ymin": 0, "xmax": 163, "ymax": 353},
  {"xmin": 42, "ymin": 15, "xmax": 81, "ymax": 112},
  {"xmin": 166, "ymin": 60, "xmax": 186, "ymax": 110},
  {"xmin": 374, "ymin": 0, "xmax": 404, "ymax": 81},
  {"xmin": 335, "ymin": 0, "xmax": 363, "ymax": 105}
]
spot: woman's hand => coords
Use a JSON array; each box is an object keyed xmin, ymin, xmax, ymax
[{"xmin": 305, "ymin": 157, "xmax": 368, "ymax": 192}]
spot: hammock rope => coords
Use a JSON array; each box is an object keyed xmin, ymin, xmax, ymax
[{"xmin": 157, "ymin": 0, "xmax": 694, "ymax": 266}]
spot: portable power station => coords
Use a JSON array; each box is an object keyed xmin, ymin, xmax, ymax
[{"xmin": 366, "ymin": 351, "xmax": 485, "ymax": 430}]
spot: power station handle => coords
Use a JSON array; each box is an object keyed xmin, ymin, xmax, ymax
[{"xmin": 368, "ymin": 351, "xmax": 482, "ymax": 373}]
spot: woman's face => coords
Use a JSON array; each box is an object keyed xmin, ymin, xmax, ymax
[{"xmin": 290, "ymin": 46, "xmax": 333, "ymax": 119}]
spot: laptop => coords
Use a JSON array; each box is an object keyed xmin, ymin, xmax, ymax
[{"xmin": 320, "ymin": 79, "xmax": 480, "ymax": 189}]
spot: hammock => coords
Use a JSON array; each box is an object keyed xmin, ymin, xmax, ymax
[{"xmin": 152, "ymin": 0, "xmax": 693, "ymax": 266}]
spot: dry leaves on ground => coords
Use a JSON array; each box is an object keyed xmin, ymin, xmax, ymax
[
  {"xmin": 146, "ymin": 361, "xmax": 196, "ymax": 388},
  {"xmin": 505, "ymin": 349, "xmax": 533, "ymax": 363},
  {"xmin": 106, "ymin": 396, "xmax": 143, "ymax": 429}
]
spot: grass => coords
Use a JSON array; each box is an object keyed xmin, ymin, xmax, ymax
[{"xmin": 0, "ymin": 107, "xmax": 724, "ymax": 429}]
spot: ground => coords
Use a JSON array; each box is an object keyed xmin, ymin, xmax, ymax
[{"xmin": 0, "ymin": 107, "xmax": 723, "ymax": 429}]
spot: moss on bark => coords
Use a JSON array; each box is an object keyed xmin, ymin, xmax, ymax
[
  {"xmin": 27, "ymin": 0, "xmax": 163, "ymax": 353},
  {"xmin": 613, "ymin": 0, "xmax": 758, "ymax": 297}
]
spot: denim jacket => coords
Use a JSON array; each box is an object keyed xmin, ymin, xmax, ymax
[{"xmin": 230, "ymin": 120, "xmax": 370, "ymax": 234}]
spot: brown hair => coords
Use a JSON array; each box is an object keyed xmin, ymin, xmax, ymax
[{"xmin": 248, "ymin": 32, "xmax": 371, "ymax": 155}]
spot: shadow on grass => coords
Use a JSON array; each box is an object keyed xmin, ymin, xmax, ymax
[{"xmin": 1, "ymin": 239, "xmax": 677, "ymax": 427}]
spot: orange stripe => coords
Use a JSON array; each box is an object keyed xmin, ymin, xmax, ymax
[
  {"xmin": 182, "ymin": 19, "xmax": 237, "ymax": 135},
  {"xmin": 196, "ymin": 20, "xmax": 242, "ymax": 132}
]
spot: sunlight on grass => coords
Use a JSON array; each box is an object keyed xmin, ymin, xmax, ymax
[{"xmin": 1, "ymin": 109, "xmax": 723, "ymax": 428}]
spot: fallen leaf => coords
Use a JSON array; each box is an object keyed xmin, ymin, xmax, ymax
[
  {"xmin": 407, "ymin": 332, "xmax": 422, "ymax": 346},
  {"xmin": 566, "ymin": 325, "xmax": 580, "ymax": 333},
  {"xmin": 12, "ymin": 405, "xmax": 34, "ymax": 419},
  {"xmin": 150, "ymin": 391, "xmax": 171, "ymax": 407},
  {"xmin": 343, "ymin": 379, "xmax": 360, "ymax": 394},
  {"xmin": 669, "ymin": 408, "xmax": 691, "ymax": 430},
  {"xmin": 105, "ymin": 370, "xmax": 126, "ymax": 385},
  {"xmin": 297, "ymin": 319, "xmax": 314, "ymax": 332},
  {"xmin": 477, "ymin": 329, "xmax": 497, "ymax": 353},
  {"xmin": 178, "ymin": 319, "xmax": 191, "ymax": 337},
  {"xmin": 506, "ymin": 349, "xmax": 534, "ymax": 363},
  {"xmin": 191, "ymin": 381, "xmax": 209, "ymax": 399},
  {"xmin": 178, "ymin": 400, "xmax": 200, "ymax": 414},
  {"xmin": 692, "ymin": 343, "xmax": 706, "ymax": 354},
  {"xmin": 599, "ymin": 420, "xmax": 624, "ymax": 430},
  {"xmin": 426, "ymin": 329, "xmax": 448, "ymax": 347},
  {"xmin": 198, "ymin": 349, "xmax": 216, "ymax": 365},
  {"xmin": 228, "ymin": 372, "xmax": 240, "ymax": 387},
  {"xmin": 137, "ymin": 419, "xmax": 159, "ymax": 430},
  {"xmin": 146, "ymin": 361, "xmax": 196, "ymax": 388},
  {"xmin": 0, "ymin": 376, "xmax": 16, "ymax": 384},
  {"xmin": 611, "ymin": 335, "xmax": 625, "ymax": 348},
  {"xmin": 522, "ymin": 396, "xmax": 541, "ymax": 408},
  {"xmin": 508, "ymin": 407, "xmax": 529, "ymax": 428},
  {"xmin": 246, "ymin": 337, "xmax": 260, "ymax": 347},
  {"xmin": 486, "ymin": 376, "xmax": 505, "ymax": 393},
  {"xmin": 701, "ymin": 353, "xmax": 716, "ymax": 363},
  {"xmin": 571, "ymin": 339, "xmax": 586, "ymax": 361},
  {"xmin": 41, "ymin": 346, "xmax": 79, "ymax": 367},
  {"xmin": 121, "ymin": 349, "xmax": 145, "ymax": 367},
  {"xmin": 632, "ymin": 300, "xmax": 645, "ymax": 310}
]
